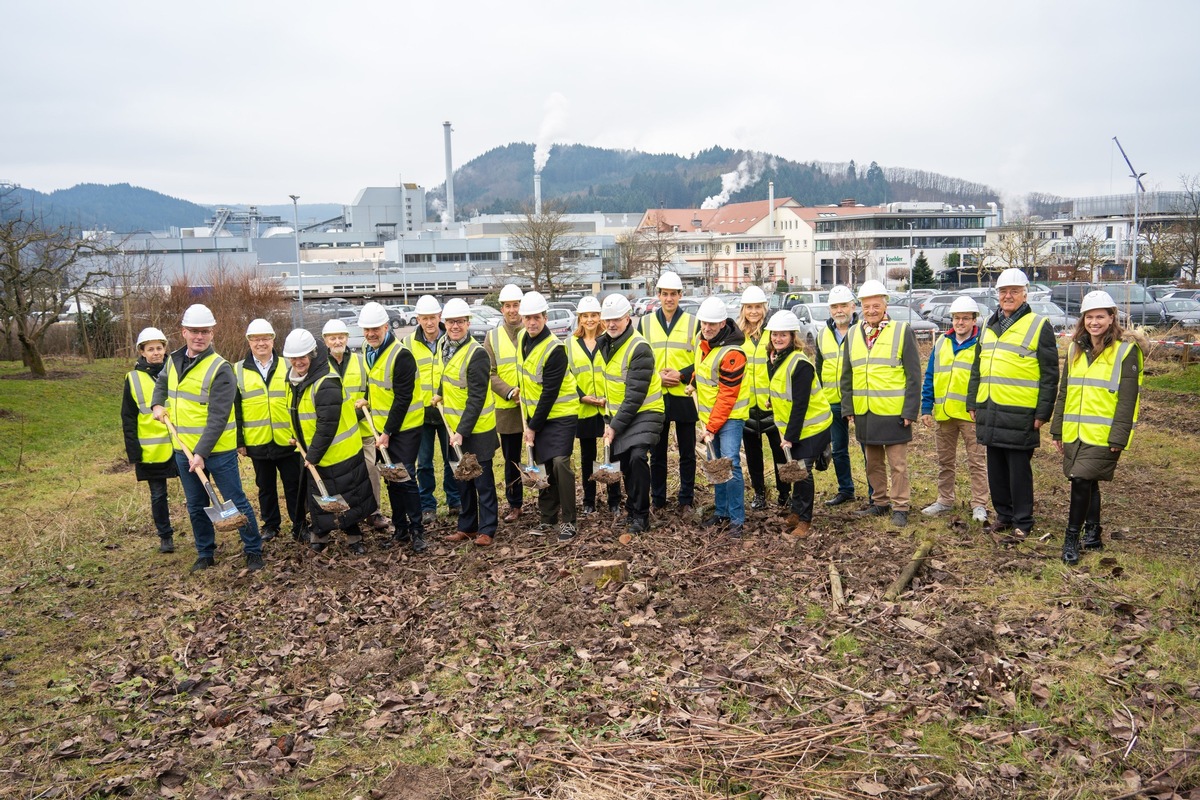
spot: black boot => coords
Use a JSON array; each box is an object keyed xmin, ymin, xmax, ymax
[
  {"xmin": 158, "ymin": 535, "xmax": 175, "ymax": 554},
  {"xmin": 1061, "ymin": 526, "xmax": 1081, "ymax": 565},
  {"xmin": 1082, "ymin": 522, "xmax": 1103, "ymax": 551},
  {"xmin": 410, "ymin": 528, "xmax": 428, "ymax": 554}
]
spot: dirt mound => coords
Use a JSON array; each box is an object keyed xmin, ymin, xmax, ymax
[{"xmin": 371, "ymin": 764, "xmax": 470, "ymax": 799}]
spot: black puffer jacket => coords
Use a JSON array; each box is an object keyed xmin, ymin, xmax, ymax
[
  {"xmin": 288, "ymin": 341, "xmax": 376, "ymax": 532},
  {"xmin": 598, "ymin": 322, "xmax": 663, "ymax": 456},
  {"xmin": 967, "ymin": 304, "xmax": 1060, "ymax": 450}
]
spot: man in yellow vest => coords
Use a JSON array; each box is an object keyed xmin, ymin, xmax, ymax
[
  {"xmin": 638, "ymin": 271, "xmax": 698, "ymax": 518},
  {"xmin": 323, "ymin": 318, "xmax": 393, "ymax": 538},
  {"xmin": 234, "ymin": 318, "xmax": 303, "ymax": 543},
  {"xmin": 839, "ymin": 281, "xmax": 921, "ymax": 527},
  {"xmin": 358, "ymin": 301, "xmax": 426, "ymax": 553},
  {"xmin": 406, "ymin": 294, "xmax": 461, "ymax": 526},
  {"xmin": 121, "ymin": 327, "xmax": 179, "ymax": 554},
  {"xmin": 815, "ymin": 285, "xmax": 870, "ymax": 507},
  {"xmin": 438, "ymin": 299, "xmax": 501, "ymax": 546},
  {"xmin": 968, "ymin": 268, "xmax": 1059, "ymax": 539},
  {"xmin": 919, "ymin": 297, "xmax": 989, "ymax": 523},
  {"xmin": 484, "ymin": 283, "xmax": 526, "ymax": 523},
  {"xmin": 599, "ymin": 295, "xmax": 664, "ymax": 535},
  {"xmin": 151, "ymin": 304, "xmax": 263, "ymax": 573}
]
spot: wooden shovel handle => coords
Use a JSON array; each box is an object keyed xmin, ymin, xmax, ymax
[
  {"xmin": 360, "ymin": 410, "xmax": 398, "ymax": 467},
  {"xmin": 290, "ymin": 438, "xmax": 333, "ymax": 497},
  {"xmin": 161, "ymin": 414, "xmax": 214, "ymax": 489},
  {"xmin": 435, "ymin": 405, "xmax": 465, "ymax": 462}
]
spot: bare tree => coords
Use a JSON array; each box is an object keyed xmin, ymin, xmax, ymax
[
  {"xmin": 103, "ymin": 250, "xmax": 170, "ymax": 357},
  {"xmin": 614, "ymin": 229, "xmax": 652, "ymax": 281},
  {"xmin": 835, "ymin": 231, "xmax": 874, "ymax": 286},
  {"xmin": 504, "ymin": 202, "xmax": 588, "ymax": 298},
  {"xmin": 964, "ymin": 243, "xmax": 999, "ymax": 287},
  {"xmin": 1168, "ymin": 174, "xmax": 1200, "ymax": 282},
  {"xmin": 993, "ymin": 217, "xmax": 1050, "ymax": 280},
  {"xmin": 1069, "ymin": 231, "xmax": 1109, "ymax": 282}
]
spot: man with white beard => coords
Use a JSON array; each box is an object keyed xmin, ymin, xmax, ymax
[{"xmin": 813, "ymin": 285, "xmax": 870, "ymax": 508}]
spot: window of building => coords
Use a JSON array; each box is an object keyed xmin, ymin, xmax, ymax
[{"xmin": 1106, "ymin": 226, "xmax": 1114, "ymax": 239}]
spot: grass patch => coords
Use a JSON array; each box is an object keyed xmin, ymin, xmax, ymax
[{"xmin": 1144, "ymin": 362, "xmax": 1200, "ymax": 392}]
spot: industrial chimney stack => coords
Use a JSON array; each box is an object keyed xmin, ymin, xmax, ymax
[
  {"xmin": 443, "ymin": 121, "xmax": 455, "ymax": 224},
  {"xmin": 534, "ymin": 173, "xmax": 542, "ymax": 216}
]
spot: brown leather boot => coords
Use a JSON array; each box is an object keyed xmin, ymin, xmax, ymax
[
  {"xmin": 791, "ymin": 521, "xmax": 811, "ymax": 539},
  {"xmin": 785, "ymin": 513, "xmax": 801, "ymax": 528}
]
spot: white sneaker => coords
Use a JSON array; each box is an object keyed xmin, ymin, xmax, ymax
[
  {"xmin": 972, "ymin": 506, "xmax": 988, "ymax": 523},
  {"xmin": 922, "ymin": 501, "xmax": 953, "ymax": 516}
]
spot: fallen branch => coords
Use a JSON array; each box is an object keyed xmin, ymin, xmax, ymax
[
  {"xmin": 828, "ymin": 562, "xmax": 844, "ymax": 611},
  {"xmin": 884, "ymin": 539, "xmax": 935, "ymax": 601}
]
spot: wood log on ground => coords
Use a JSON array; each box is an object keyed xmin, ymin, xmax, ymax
[
  {"xmin": 884, "ymin": 539, "xmax": 935, "ymax": 601},
  {"xmin": 582, "ymin": 560, "xmax": 629, "ymax": 589},
  {"xmin": 829, "ymin": 562, "xmax": 845, "ymax": 611}
]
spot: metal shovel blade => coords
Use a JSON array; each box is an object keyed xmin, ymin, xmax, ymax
[
  {"xmin": 593, "ymin": 442, "xmax": 622, "ymax": 484},
  {"xmin": 695, "ymin": 441, "xmax": 733, "ymax": 485},
  {"xmin": 312, "ymin": 492, "xmax": 350, "ymax": 514},
  {"xmin": 520, "ymin": 444, "xmax": 550, "ymax": 489},
  {"xmin": 200, "ymin": 481, "xmax": 247, "ymax": 532}
]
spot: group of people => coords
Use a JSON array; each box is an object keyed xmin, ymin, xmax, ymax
[{"xmin": 121, "ymin": 269, "xmax": 1144, "ymax": 572}]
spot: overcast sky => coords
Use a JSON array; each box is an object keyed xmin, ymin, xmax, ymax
[{"xmin": 3, "ymin": 0, "xmax": 1196, "ymax": 209}]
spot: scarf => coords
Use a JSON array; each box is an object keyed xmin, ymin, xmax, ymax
[{"xmin": 861, "ymin": 314, "xmax": 890, "ymax": 350}]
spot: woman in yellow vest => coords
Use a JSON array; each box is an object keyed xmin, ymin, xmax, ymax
[
  {"xmin": 121, "ymin": 327, "xmax": 180, "ymax": 554},
  {"xmin": 1050, "ymin": 291, "xmax": 1145, "ymax": 565},
  {"xmin": 570, "ymin": 296, "xmax": 622, "ymax": 516},
  {"xmin": 283, "ymin": 329, "xmax": 377, "ymax": 554},
  {"xmin": 763, "ymin": 311, "xmax": 833, "ymax": 538},
  {"xmin": 738, "ymin": 285, "xmax": 788, "ymax": 511}
]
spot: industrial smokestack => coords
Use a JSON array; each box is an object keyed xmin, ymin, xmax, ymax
[
  {"xmin": 443, "ymin": 121, "xmax": 455, "ymax": 224},
  {"xmin": 534, "ymin": 172, "xmax": 542, "ymax": 216},
  {"xmin": 768, "ymin": 180, "xmax": 775, "ymax": 232}
]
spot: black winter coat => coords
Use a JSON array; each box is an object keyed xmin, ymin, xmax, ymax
[
  {"xmin": 769, "ymin": 346, "xmax": 832, "ymax": 462},
  {"xmin": 121, "ymin": 357, "xmax": 180, "ymax": 482},
  {"xmin": 598, "ymin": 322, "xmax": 663, "ymax": 456}
]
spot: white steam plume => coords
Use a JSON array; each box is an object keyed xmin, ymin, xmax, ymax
[
  {"xmin": 430, "ymin": 197, "xmax": 448, "ymax": 224},
  {"xmin": 701, "ymin": 152, "xmax": 777, "ymax": 209},
  {"xmin": 533, "ymin": 92, "xmax": 569, "ymax": 174}
]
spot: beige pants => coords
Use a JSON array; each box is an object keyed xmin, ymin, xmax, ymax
[
  {"xmin": 934, "ymin": 417, "xmax": 989, "ymax": 509},
  {"xmin": 362, "ymin": 437, "xmax": 382, "ymax": 507},
  {"xmin": 864, "ymin": 442, "xmax": 910, "ymax": 512}
]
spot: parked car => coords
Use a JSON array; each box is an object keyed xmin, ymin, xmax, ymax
[
  {"xmin": 791, "ymin": 303, "xmax": 832, "ymax": 346},
  {"xmin": 1148, "ymin": 285, "xmax": 1179, "ymax": 301},
  {"xmin": 1102, "ymin": 283, "xmax": 1166, "ymax": 326},
  {"xmin": 632, "ymin": 297, "xmax": 656, "ymax": 316},
  {"xmin": 344, "ymin": 323, "xmax": 366, "ymax": 351},
  {"xmin": 546, "ymin": 307, "xmax": 575, "ymax": 336},
  {"xmin": 386, "ymin": 304, "xmax": 418, "ymax": 325},
  {"xmin": 1161, "ymin": 298, "xmax": 1200, "ymax": 328},
  {"xmin": 915, "ymin": 294, "xmax": 960, "ymax": 317},
  {"xmin": 776, "ymin": 290, "xmax": 829, "ymax": 312},
  {"xmin": 468, "ymin": 312, "xmax": 497, "ymax": 342},
  {"xmin": 924, "ymin": 302, "xmax": 954, "ymax": 330},
  {"xmin": 1163, "ymin": 288, "xmax": 1200, "ymax": 301},
  {"xmin": 1049, "ymin": 283, "xmax": 1092, "ymax": 315},
  {"xmin": 677, "ymin": 299, "xmax": 701, "ymax": 318},
  {"xmin": 473, "ymin": 305, "xmax": 503, "ymax": 324},
  {"xmin": 1028, "ymin": 301, "xmax": 1077, "ymax": 332},
  {"xmin": 884, "ymin": 306, "xmax": 939, "ymax": 342}
]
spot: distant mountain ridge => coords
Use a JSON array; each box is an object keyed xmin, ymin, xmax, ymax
[{"xmin": 8, "ymin": 183, "xmax": 214, "ymax": 232}]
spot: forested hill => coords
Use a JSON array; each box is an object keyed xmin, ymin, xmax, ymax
[
  {"xmin": 435, "ymin": 144, "xmax": 1004, "ymax": 216},
  {"xmin": 7, "ymin": 183, "xmax": 214, "ymax": 232}
]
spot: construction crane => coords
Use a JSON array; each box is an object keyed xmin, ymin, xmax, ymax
[{"xmin": 1112, "ymin": 136, "xmax": 1146, "ymax": 283}]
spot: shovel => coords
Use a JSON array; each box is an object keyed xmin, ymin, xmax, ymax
[
  {"xmin": 437, "ymin": 405, "xmax": 483, "ymax": 481},
  {"xmin": 517, "ymin": 412, "xmax": 550, "ymax": 491},
  {"xmin": 291, "ymin": 439, "xmax": 351, "ymax": 514},
  {"xmin": 776, "ymin": 445, "xmax": 810, "ymax": 484},
  {"xmin": 592, "ymin": 419, "xmax": 622, "ymax": 485},
  {"xmin": 162, "ymin": 415, "xmax": 248, "ymax": 532},
  {"xmin": 689, "ymin": 390, "xmax": 733, "ymax": 485},
  {"xmin": 360, "ymin": 410, "xmax": 411, "ymax": 483}
]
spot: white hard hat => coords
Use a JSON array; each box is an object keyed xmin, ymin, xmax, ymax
[
  {"xmin": 357, "ymin": 301, "xmax": 390, "ymax": 328},
  {"xmin": 498, "ymin": 284, "xmax": 524, "ymax": 303},
  {"xmin": 697, "ymin": 296, "xmax": 728, "ymax": 323},
  {"xmin": 245, "ymin": 318, "xmax": 275, "ymax": 337},
  {"xmin": 827, "ymin": 285, "xmax": 856, "ymax": 305},
  {"xmin": 656, "ymin": 271, "xmax": 683, "ymax": 291},
  {"xmin": 741, "ymin": 286, "xmax": 768, "ymax": 305},
  {"xmin": 600, "ymin": 295, "xmax": 632, "ymax": 320},
  {"xmin": 577, "ymin": 296, "xmax": 601, "ymax": 314},
  {"xmin": 322, "ymin": 319, "xmax": 349, "ymax": 336},
  {"xmin": 442, "ymin": 298, "xmax": 472, "ymax": 319},
  {"xmin": 519, "ymin": 291, "xmax": 549, "ymax": 316},
  {"xmin": 414, "ymin": 294, "xmax": 442, "ymax": 315},
  {"xmin": 282, "ymin": 329, "xmax": 317, "ymax": 358},
  {"xmin": 181, "ymin": 303, "xmax": 217, "ymax": 328},
  {"xmin": 136, "ymin": 327, "xmax": 168, "ymax": 348},
  {"xmin": 949, "ymin": 296, "xmax": 981, "ymax": 316},
  {"xmin": 1079, "ymin": 290, "xmax": 1118, "ymax": 314},
  {"xmin": 764, "ymin": 310, "xmax": 801, "ymax": 332},
  {"xmin": 856, "ymin": 280, "xmax": 888, "ymax": 300},
  {"xmin": 996, "ymin": 268, "xmax": 1029, "ymax": 289}
]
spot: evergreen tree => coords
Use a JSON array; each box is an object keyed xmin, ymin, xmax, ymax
[{"xmin": 912, "ymin": 251, "xmax": 934, "ymax": 287}]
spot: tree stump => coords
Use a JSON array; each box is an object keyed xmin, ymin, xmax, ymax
[{"xmin": 582, "ymin": 560, "xmax": 629, "ymax": 589}]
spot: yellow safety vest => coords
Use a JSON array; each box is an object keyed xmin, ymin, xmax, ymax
[
  {"xmin": 126, "ymin": 369, "xmax": 173, "ymax": 463},
  {"xmin": 234, "ymin": 360, "xmax": 294, "ymax": 448},
  {"xmin": 848, "ymin": 322, "xmax": 909, "ymax": 417},
  {"xmin": 440, "ymin": 339, "xmax": 497, "ymax": 435},
  {"xmin": 818, "ymin": 325, "xmax": 847, "ymax": 405},
  {"xmin": 694, "ymin": 342, "xmax": 751, "ymax": 426},
  {"xmin": 640, "ymin": 310, "xmax": 697, "ymax": 397},
  {"xmin": 518, "ymin": 332, "xmax": 579, "ymax": 421},
  {"xmin": 165, "ymin": 352, "xmax": 236, "ymax": 454},
  {"xmin": 601, "ymin": 332, "xmax": 664, "ymax": 414},
  {"xmin": 1060, "ymin": 341, "xmax": 1142, "ymax": 448},
  {"xmin": 931, "ymin": 334, "xmax": 977, "ymax": 422},
  {"xmin": 768, "ymin": 350, "xmax": 833, "ymax": 441},
  {"xmin": 403, "ymin": 330, "xmax": 442, "ymax": 418},
  {"xmin": 294, "ymin": 374, "xmax": 362, "ymax": 467},
  {"xmin": 567, "ymin": 336, "xmax": 604, "ymax": 421},
  {"xmin": 487, "ymin": 325, "xmax": 520, "ymax": 410},
  {"xmin": 366, "ymin": 338, "xmax": 424, "ymax": 434},
  {"xmin": 975, "ymin": 314, "xmax": 1048, "ymax": 409},
  {"xmin": 745, "ymin": 331, "xmax": 771, "ymax": 411},
  {"xmin": 332, "ymin": 351, "xmax": 371, "ymax": 436}
]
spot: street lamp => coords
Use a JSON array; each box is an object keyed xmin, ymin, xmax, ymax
[
  {"xmin": 907, "ymin": 221, "xmax": 916, "ymax": 301},
  {"xmin": 290, "ymin": 194, "xmax": 303, "ymax": 325},
  {"xmin": 1131, "ymin": 171, "xmax": 1146, "ymax": 284}
]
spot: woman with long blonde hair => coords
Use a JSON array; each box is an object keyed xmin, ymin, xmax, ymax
[
  {"xmin": 738, "ymin": 286, "xmax": 788, "ymax": 511},
  {"xmin": 569, "ymin": 296, "xmax": 621, "ymax": 515}
]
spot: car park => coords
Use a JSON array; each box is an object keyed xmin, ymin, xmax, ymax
[
  {"xmin": 791, "ymin": 303, "xmax": 832, "ymax": 346},
  {"xmin": 884, "ymin": 305, "xmax": 939, "ymax": 341},
  {"xmin": 1163, "ymin": 288, "xmax": 1200, "ymax": 301},
  {"xmin": 1148, "ymin": 285, "xmax": 1178, "ymax": 301},
  {"xmin": 924, "ymin": 302, "xmax": 954, "ymax": 330},
  {"xmin": 386, "ymin": 304, "xmax": 418, "ymax": 325},
  {"xmin": 1161, "ymin": 298, "xmax": 1200, "ymax": 328},
  {"xmin": 632, "ymin": 297, "xmax": 656, "ymax": 316},
  {"xmin": 1028, "ymin": 301, "xmax": 1077, "ymax": 332}
]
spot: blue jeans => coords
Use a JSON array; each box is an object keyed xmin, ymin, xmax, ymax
[
  {"xmin": 829, "ymin": 402, "xmax": 855, "ymax": 496},
  {"xmin": 174, "ymin": 449, "xmax": 261, "ymax": 558},
  {"xmin": 710, "ymin": 419, "xmax": 746, "ymax": 526},
  {"xmin": 417, "ymin": 423, "xmax": 461, "ymax": 512}
]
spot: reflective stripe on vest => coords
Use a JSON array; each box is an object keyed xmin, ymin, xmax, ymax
[
  {"xmin": 694, "ymin": 343, "xmax": 751, "ymax": 426},
  {"xmin": 403, "ymin": 331, "xmax": 442, "ymax": 415},
  {"xmin": 600, "ymin": 332, "xmax": 664, "ymax": 415},
  {"xmin": 367, "ymin": 340, "xmax": 423, "ymax": 433},
  {"xmin": 746, "ymin": 331, "xmax": 771, "ymax": 411},
  {"xmin": 641, "ymin": 311, "xmax": 697, "ymax": 397},
  {"xmin": 848, "ymin": 322, "xmax": 908, "ymax": 416},
  {"xmin": 337, "ymin": 351, "xmax": 371, "ymax": 436},
  {"xmin": 440, "ymin": 339, "xmax": 497, "ymax": 435},
  {"xmin": 234, "ymin": 360, "xmax": 294, "ymax": 448},
  {"xmin": 931, "ymin": 334, "xmax": 977, "ymax": 422},
  {"xmin": 166, "ymin": 353, "xmax": 237, "ymax": 452},
  {"xmin": 568, "ymin": 335, "xmax": 604, "ymax": 420},
  {"xmin": 518, "ymin": 331, "xmax": 579, "ymax": 421},
  {"xmin": 295, "ymin": 374, "xmax": 362, "ymax": 467},
  {"xmin": 818, "ymin": 325, "xmax": 846, "ymax": 405},
  {"xmin": 976, "ymin": 314, "xmax": 1047, "ymax": 409},
  {"xmin": 488, "ymin": 325, "xmax": 520, "ymax": 409},
  {"xmin": 1061, "ymin": 341, "xmax": 1142, "ymax": 447},
  {"xmin": 768, "ymin": 350, "xmax": 833, "ymax": 441},
  {"xmin": 127, "ymin": 370, "xmax": 173, "ymax": 462}
]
